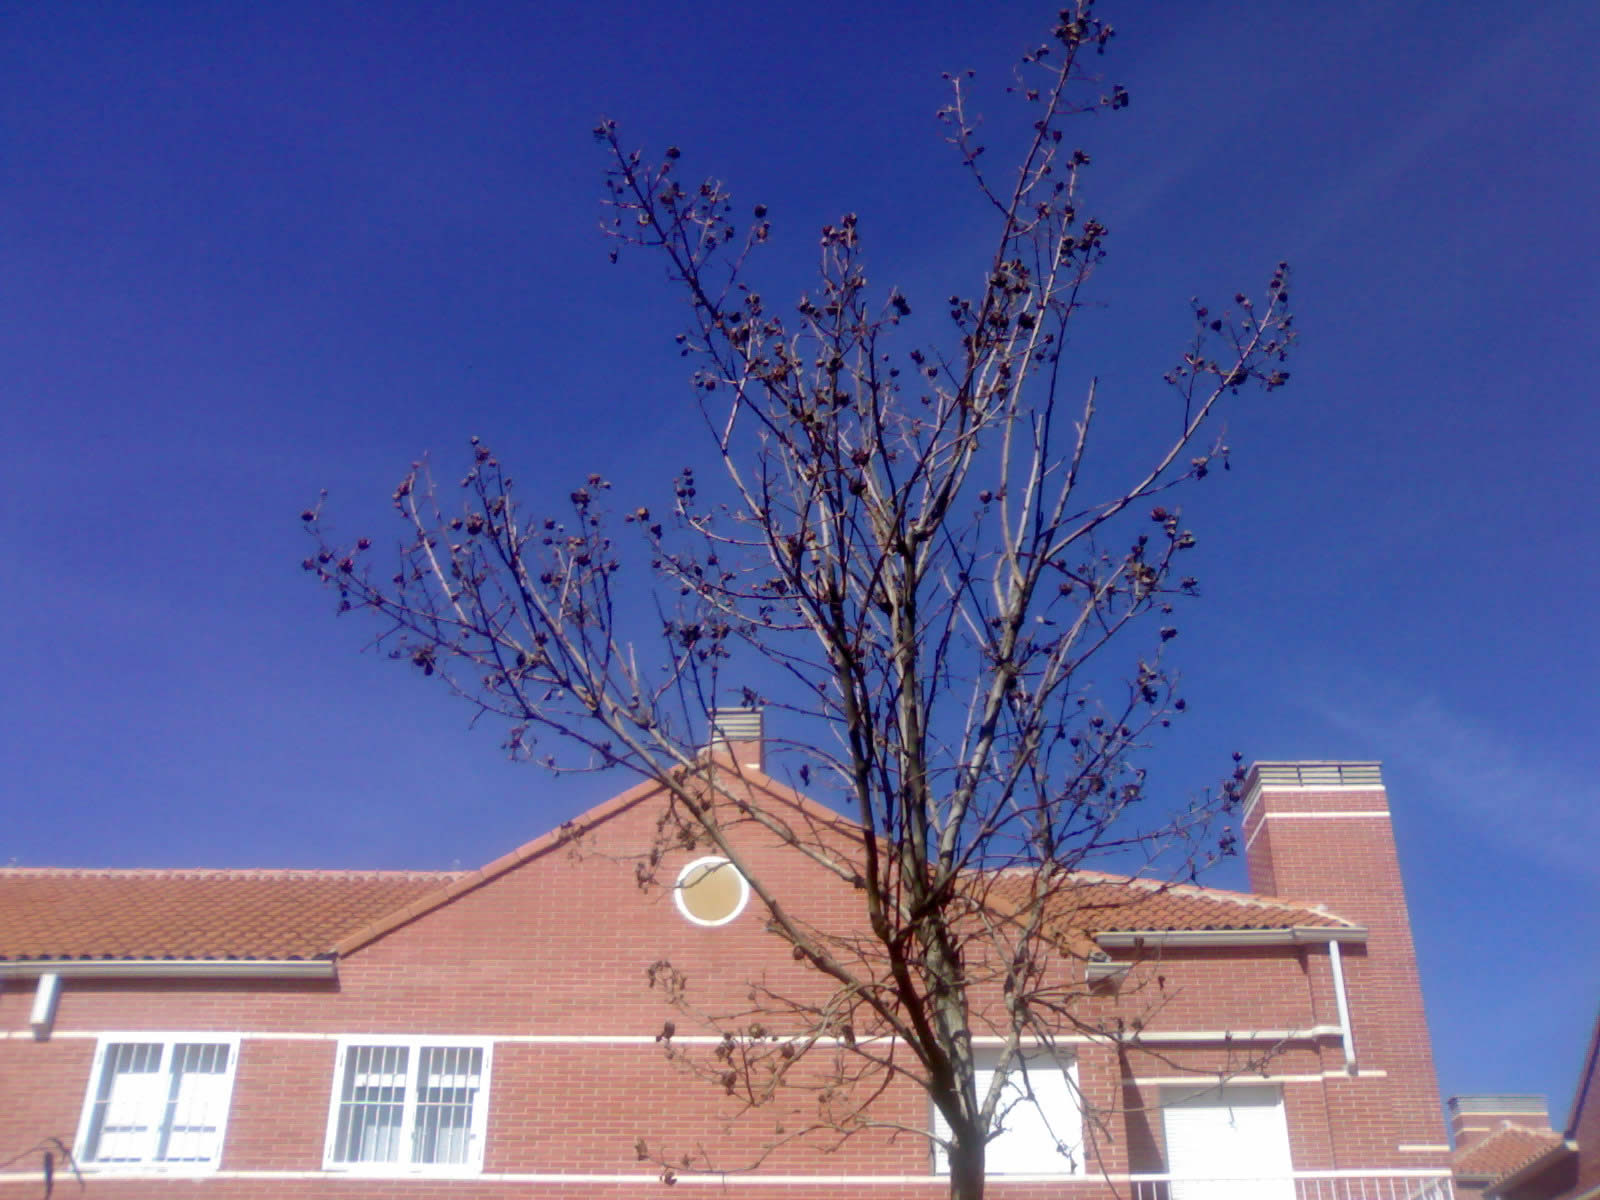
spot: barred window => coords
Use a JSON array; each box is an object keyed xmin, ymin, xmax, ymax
[
  {"xmin": 77, "ymin": 1037, "xmax": 238, "ymax": 1169},
  {"xmin": 325, "ymin": 1039, "xmax": 491, "ymax": 1171}
]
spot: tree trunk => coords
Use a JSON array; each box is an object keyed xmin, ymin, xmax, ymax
[{"xmin": 948, "ymin": 1135, "xmax": 986, "ymax": 1200}]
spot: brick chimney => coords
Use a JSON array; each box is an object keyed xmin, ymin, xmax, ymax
[
  {"xmin": 1243, "ymin": 762, "xmax": 1449, "ymax": 1165},
  {"xmin": 1447, "ymin": 1095, "xmax": 1552, "ymax": 1151},
  {"xmin": 708, "ymin": 707, "xmax": 765, "ymax": 773}
]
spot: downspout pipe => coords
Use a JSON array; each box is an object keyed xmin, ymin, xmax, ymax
[
  {"xmin": 29, "ymin": 972, "xmax": 61, "ymax": 1041},
  {"xmin": 1328, "ymin": 939, "xmax": 1356, "ymax": 1073}
]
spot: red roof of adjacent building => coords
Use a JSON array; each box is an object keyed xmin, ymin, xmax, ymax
[
  {"xmin": 0, "ymin": 868, "xmax": 460, "ymax": 962},
  {"xmin": 1453, "ymin": 1125, "xmax": 1569, "ymax": 1182}
]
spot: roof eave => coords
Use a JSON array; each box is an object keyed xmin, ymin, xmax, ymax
[
  {"xmin": 0, "ymin": 958, "xmax": 337, "ymax": 980},
  {"xmin": 1093, "ymin": 925, "xmax": 1367, "ymax": 949},
  {"xmin": 1484, "ymin": 1139, "xmax": 1578, "ymax": 1198}
]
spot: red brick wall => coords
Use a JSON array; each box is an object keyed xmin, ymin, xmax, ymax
[
  {"xmin": 0, "ymin": 772, "xmax": 1454, "ymax": 1195},
  {"xmin": 0, "ymin": 1029, "xmax": 93, "ymax": 1161},
  {"xmin": 1243, "ymin": 777, "xmax": 1450, "ymax": 1174},
  {"xmin": 1570, "ymin": 1024, "xmax": 1600, "ymax": 1198}
]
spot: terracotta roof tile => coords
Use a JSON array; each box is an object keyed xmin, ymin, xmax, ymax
[
  {"xmin": 0, "ymin": 868, "xmax": 460, "ymax": 962},
  {"xmin": 0, "ymin": 854, "xmax": 1352, "ymax": 966},
  {"xmin": 984, "ymin": 870, "xmax": 1355, "ymax": 934},
  {"xmin": 1453, "ymin": 1125, "xmax": 1567, "ymax": 1181}
]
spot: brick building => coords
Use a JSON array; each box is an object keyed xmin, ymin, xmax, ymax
[
  {"xmin": 0, "ymin": 759, "xmax": 1455, "ymax": 1198},
  {"xmin": 1449, "ymin": 1009, "xmax": 1600, "ymax": 1200}
]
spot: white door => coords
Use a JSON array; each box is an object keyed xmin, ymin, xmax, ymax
[{"xmin": 1162, "ymin": 1084, "xmax": 1295, "ymax": 1200}]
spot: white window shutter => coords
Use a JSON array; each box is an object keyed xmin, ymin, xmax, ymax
[
  {"xmin": 1162, "ymin": 1084, "xmax": 1294, "ymax": 1200},
  {"xmin": 931, "ymin": 1053, "xmax": 1082, "ymax": 1176},
  {"xmin": 983, "ymin": 1060, "xmax": 1082, "ymax": 1174}
]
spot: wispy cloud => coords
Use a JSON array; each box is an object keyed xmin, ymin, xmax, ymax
[
  {"xmin": 1296, "ymin": 674, "xmax": 1599, "ymax": 880},
  {"xmin": 1286, "ymin": 8, "xmax": 1558, "ymax": 260}
]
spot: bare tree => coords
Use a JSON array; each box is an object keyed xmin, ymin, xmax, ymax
[{"xmin": 305, "ymin": 4, "xmax": 1293, "ymax": 1197}]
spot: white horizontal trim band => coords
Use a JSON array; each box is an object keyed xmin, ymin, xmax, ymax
[
  {"xmin": 33, "ymin": 1170, "xmax": 1008, "ymax": 1185},
  {"xmin": 1398, "ymin": 1145, "xmax": 1452, "ymax": 1152},
  {"xmin": 1253, "ymin": 785, "xmax": 1388, "ymax": 793},
  {"xmin": 1094, "ymin": 927, "xmax": 1366, "ymax": 948},
  {"xmin": 1118, "ymin": 1025, "xmax": 1346, "ymax": 1044},
  {"xmin": 1128, "ymin": 1171, "xmax": 1450, "ymax": 1182},
  {"xmin": 1241, "ymin": 784, "xmax": 1387, "ymax": 825},
  {"xmin": 6, "ymin": 1027, "xmax": 1348, "ymax": 1048},
  {"xmin": 1242, "ymin": 783, "xmax": 1385, "ymax": 822},
  {"xmin": 1, "ymin": 1168, "xmax": 1453, "ymax": 1187},
  {"xmin": 1125, "ymin": 1071, "xmax": 1388, "ymax": 1085},
  {"xmin": 1264, "ymin": 810, "xmax": 1391, "ymax": 820},
  {"xmin": 0, "ymin": 958, "xmax": 335, "ymax": 980}
]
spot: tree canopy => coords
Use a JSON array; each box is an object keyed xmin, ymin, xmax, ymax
[{"xmin": 306, "ymin": 5, "xmax": 1294, "ymax": 1195}]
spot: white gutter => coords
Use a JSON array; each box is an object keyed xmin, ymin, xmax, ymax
[
  {"xmin": 1328, "ymin": 938, "xmax": 1356, "ymax": 1072},
  {"xmin": 1, "ymin": 959, "xmax": 336, "ymax": 980},
  {"xmin": 1093, "ymin": 926, "xmax": 1366, "ymax": 949}
]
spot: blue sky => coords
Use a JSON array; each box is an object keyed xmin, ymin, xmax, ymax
[{"xmin": 3, "ymin": 0, "xmax": 1595, "ymax": 1129}]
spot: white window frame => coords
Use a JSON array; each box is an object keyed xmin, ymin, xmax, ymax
[
  {"xmin": 932, "ymin": 1050, "xmax": 1084, "ymax": 1177},
  {"xmin": 673, "ymin": 855, "xmax": 751, "ymax": 926},
  {"xmin": 321, "ymin": 1036, "xmax": 493, "ymax": 1175},
  {"xmin": 72, "ymin": 1033, "xmax": 241, "ymax": 1173}
]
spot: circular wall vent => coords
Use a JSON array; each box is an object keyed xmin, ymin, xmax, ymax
[{"xmin": 674, "ymin": 856, "xmax": 749, "ymax": 926}]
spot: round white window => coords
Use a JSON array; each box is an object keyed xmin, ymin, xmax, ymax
[{"xmin": 674, "ymin": 856, "xmax": 749, "ymax": 926}]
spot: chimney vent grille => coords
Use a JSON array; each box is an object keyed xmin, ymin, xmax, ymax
[
  {"xmin": 1448, "ymin": 1096, "xmax": 1550, "ymax": 1116},
  {"xmin": 709, "ymin": 708, "xmax": 764, "ymax": 745},
  {"xmin": 1253, "ymin": 761, "xmax": 1383, "ymax": 789}
]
